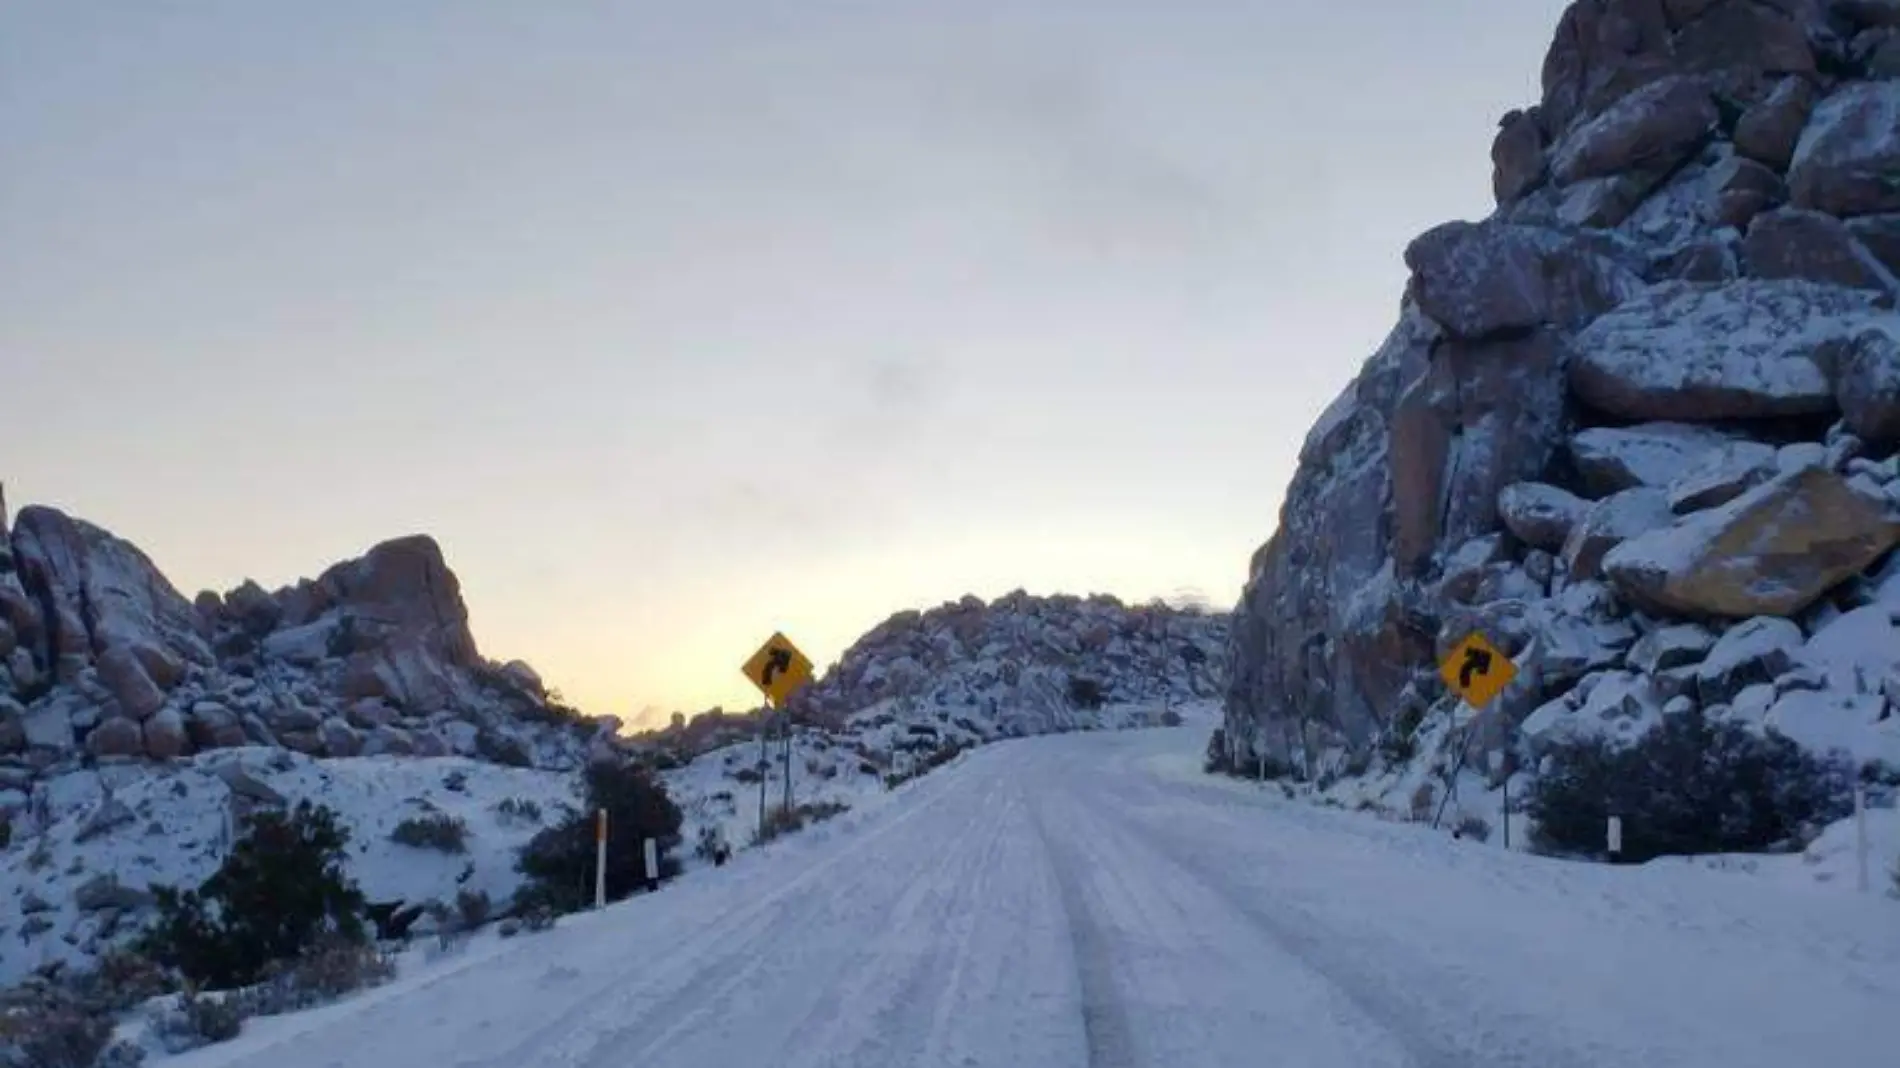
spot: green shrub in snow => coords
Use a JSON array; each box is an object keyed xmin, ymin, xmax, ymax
[{"xmin": 1525, "ymin": 709, "xmax": 1854, "ymax": 863}]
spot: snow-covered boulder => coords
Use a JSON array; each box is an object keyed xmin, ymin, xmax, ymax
[
  {"xmin": 1561, "ymin": 487, "xmax": 1675, "ymax": 581},
  {"xmin": 1569, "ymin": 423, "xmax": 1740, "ymax": 496},
  {"xmin": 1569, "ymin": 280, "xmax": 1882, "ymax": 422},
  {"xmin": 1742, "ymin": 208, "xmax": 1900, "ymax": 293},
  {"xmin": 1787, "ymin": 80, "xmax": 1900, "ymax": 218},
  {"xmin": 1734, "ymin": 76, "xmax": 1818, "ymax": 171},
  {"xmin": 1402, "ymin": 220, "xmax": 1643, "ymax": 340},
  {"xmin": 1826, "ymin": 319, "xmax": 1900, "ymax": 442},
  {"xmin": 1695, "ymin": 617, "xmax": 1806, "ymax": 707},
  {"xmin": 1550, "ymin": 74, "xmax": 1717, "ymax": 185},
  {"xmin": 1603, "ymin": 466, "xmax": 1900, "ymax": 618},
  {"xmin": 1497, "ymin": 482, "xmax": 1590, "ymax": 551}
]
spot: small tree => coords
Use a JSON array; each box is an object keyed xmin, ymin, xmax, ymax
[
  {"xmin": 516, "ymin": 760, "xmax": 683, "ymax": 914},
  {"xmin": 140, "ymin": 801, "xmax": 367, "ymax": 990}
]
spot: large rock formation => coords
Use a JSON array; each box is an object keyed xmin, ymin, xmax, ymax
[
  {"xmin": 0, "ymin": 501, "xmax": 620, "ymax": 784},
  {"xmin": 1226, "ymin": 0, "xmax": 1900, "ymax": 776}
]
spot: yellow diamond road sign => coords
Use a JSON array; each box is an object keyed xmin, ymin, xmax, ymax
[
  {"xmin": 742, "ymin": 631, "xmax": 814, "ymax": 708},
  {"xmin": 1439, "ymin": 630, "xmax": 1516, "ymax": 710}
]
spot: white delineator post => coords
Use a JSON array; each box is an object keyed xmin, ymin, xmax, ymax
[
  {"xmin": 1854, "ymin": 786, "xmax": 1869, "ymax": 894},
  {"xmin": 1607, "ymin": 815, "xmax": 1624, "ymax": 864},
  {"xmin": 595, "ymin": 808, "xmax": 608, "ymax": 909},
  {"xmin": 643, "ymin": 837, "xmax": 660, "ymax": 893}
]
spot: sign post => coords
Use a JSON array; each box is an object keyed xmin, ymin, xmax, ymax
[
  {"xmin": 1432, "ymin": 630, "xmax": 1518, "ymax": 833},
  {"xmin": 741, "ymin": 631, "xmax": 815, "ymax": 838},
  {"xmin": 1855, "ymin": 785, "xmax": 1869, "ymax": 894},
  {"xmin": 594, "ymin": 808, "xmax": 608, "ymax": 909}
]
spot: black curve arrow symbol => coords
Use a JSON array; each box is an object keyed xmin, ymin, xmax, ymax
[
  {"xmin": 1459, "ymin": 647, "xmax": 1493, "ymax": 689},
  {"xmin": 761, "ymin": 647, "xmax": 792, "ymax": 686}
]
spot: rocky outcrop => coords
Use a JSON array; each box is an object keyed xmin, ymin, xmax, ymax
[
  {"xmin": 0, "ymin": 504, "xmax": 619, "ymax": 785},
  {"xmin": 1226, "ymin": 1, "xmax": 1900, "ymax": 777}
]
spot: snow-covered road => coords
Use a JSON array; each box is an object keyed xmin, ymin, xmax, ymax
[{"xmin": 174, "ymin": 728, "xmax": 1899, "ymax": 1068}]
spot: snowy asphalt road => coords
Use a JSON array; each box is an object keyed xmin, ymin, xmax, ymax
[{"xmin": 176, "ymin": 728, "xmax": 1899, "ymax": 1068}]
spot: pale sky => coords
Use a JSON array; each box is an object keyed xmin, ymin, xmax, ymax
[{"xmin": 2, "ymin": 1, "xmax": 1568, "ymax": 724}]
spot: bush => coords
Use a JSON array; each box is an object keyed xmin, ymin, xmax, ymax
[
  {"xmin": 476, "ymin": 730, "xmax": 533, "ymax": 768},
  {"xmin": 456, "ymin": 888, "xmax": 491, "ymax": 929},
  {"xmin": 1454, "ymin": 815, "xmax": 1492, "ymax": 843},
  {"xmin": 0, "ymin": 994, "xmax": 113, "ymax": 1068},
  {"xmin": 0, "ymin": 811, "xmax": 10, "ymax": 850},
  {"xmin": 754, "ymin": 804, "xmax": 804, "ymax": 845},
  {"xmin": 515, "ymin": 760, "xmax": 683, "ymax": 914},
  {"xmin": 157, "ymin": 992, "xmax": 242, "ymax": 1053},
  {"xmin": 239, "ymin": 937, "xmax": 397, "ymax": 1014},
  {"xmin": 1159, "ymin": 709, "xmax": 1184, "ymax": 728},
  {"xmin": 390, "ymin": 813, "xmax": 469, "ymax": 854},
  {"xmin": 75, "ymin": 948, "xmax": 174, "ymax": 1013},
  {"xmin": 495, "ymin": 797, "xmax": 543, "ymax": 825},
  {"xmin": 1066, "ymin": 675, "xmax": 1106, "ymax": 710},
  {"xmin": 139, "ymin": 801, "xmax": 368, "ymax": 990},
  {"xmin": 1525, "ymin": 709, "xmax": 1855, "ymax": 863},
  {"xmin": 694, "ymin": 824, "xmax": 731, "ymax": 865},
  {"xmin": 1203, "ymin": 728, "xmax": 1230, "ymax": 774}
]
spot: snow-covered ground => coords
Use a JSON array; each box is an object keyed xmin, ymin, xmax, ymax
[
  {"xmin": 150, "ymin": 718, "xmax": 1897, "ymax": 1068},
  {"xmin": 0, "ymin": 749, "xmax": 583, "ymax": 984}
]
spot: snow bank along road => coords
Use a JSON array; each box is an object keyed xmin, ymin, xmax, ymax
[{"xmin": 176, "ymin": 728, "xmax": 1898, "ymax": 1068}]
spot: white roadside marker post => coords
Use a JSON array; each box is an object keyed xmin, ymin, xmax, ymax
[
  {"xmin": 1855, "ymin": 785, "xmax": 1869, "ymax": 894},
  {"xmin": 595, "ymin": 808, "xmax": 608, "ymax": 910},
  {"xmin": 1607, "ymin": 815, "xmax": 1623, "ymax": 865},
  {"xmin": 644, "ymin": 837, "xmax": 660, "ymax": 893}
]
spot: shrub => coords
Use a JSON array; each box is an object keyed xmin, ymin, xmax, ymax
[
  {"xmin": 139, "ymin": 801, "xmax": 368, "ymax": 990},
  {"xmin": 156, "ymin": 991, "xmax": 242, "ymax": 1053},
  {"xmin": 0, "ymin": 994, "xmax": 113, "ymax": 1068},
  {"xmin": 495, "ymin": 797, "xmax": 543, "ymax": 825},
  {"xmin": 456, "ymin": 888, "xmax": 491, "ymax": 929},
  {"xmin": 1525, "ymin": 709, "xmax": 1855, "ymax": 863},
  {"xmin": 799, "ymin": 800, "xmax": 849, "ymax": 824},
  {"xmin": 1159, "ymin": 709, "xmax": 1184, "ymax": 728},
  {"xmin": 390, "ymin": 813, "xmax": 469, "ymax": 854},
  {"xmin": 754, "ymin": 804, "xmax": 804, "ymax": 845},
  {"xmin": 1454, "ymin": 815, "xmax": 1492, "ymax": 843},
  {"xmin": 1067, "ymin": 675, "xmax": 1106, "ymax": 710},
  {"xmin": 241, "ymin": 937, "xmax": 397, "ymax": 1014},
  {"xmin": 476, "ymin": 730, "xmax": 533, "ymax": 768},
  {"xmin": 694, "ymin": 824, "xmax": 731, "ymax": 865},
  {"xmin": 515, "ymin": 760, "xmax": 683, "ymax": 914},
  {"xmin": 0, "ymin": 812, "xmax": 9, "ymax": 850},
  {"xmin": 732, "ymin": 766, "xmax": 763, "ymax": 785},
  {"xmin": 1203, "ymin": 728, "xmax": 1230, "ymax": 774},
  {"xmin": 75, "ymin": 948, "xmax": 173, "ymax": 1013}
]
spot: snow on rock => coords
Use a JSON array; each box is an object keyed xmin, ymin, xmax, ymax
[
  {"xmin": 1734, "ymin": 75, "xmax": 1819, "ymax": 171},
  {"xmin": 1496, "ymin": 482, "xmax": 1589, "ymax": 552},
  {"xmin": 1568, "ymin": 422, "xmax": 1740, "ymax": 496},
  {"xmin": 1695, "ymin": 617, "xmax": 1807, "ymax": 707},
  {"xmin": 1569, "ymin": 279, "xmax": 1884, "ymax": 421},
  {"xmin": 795, "ymin": 591, "xmax": 1228, "ymax": 735},
  {"xmin": 1827, "ymin": 316, "xmax": 1900, "ymax": 443},
  {"xmin": 1627, "ymin": 622, "xmax": 1718, "ymax": 675},
  {"xmin": 1604, "ymin": 465, "xmax": 1900, "ymax": 618},
  {"xmin": 1741, "ymin": 207, "xmax": 1900, "ymax": 293},
  {"xmin": 1522, "ymin": 670, "xmax": 1664, "ymax": 754},
  {"xmin": 1560, "ymin": 487, "xmax": 1675, "ymax": 581},
  {"xmin": 1401, "ymin": 219, "xmax": 1643, "ymax": 340},
  {"xmin": 1799, "ymin": 604, "xmax": 1897, "ymax": 694},
  {"xmin": 1788, "ymin": 79, "xmax": 1900, "ymax": 218},
  {"xmin": 1667, "ymin": 439, "xmax": 1779, "ymax": 513},
  {"xmin": 1550, "ymin": 74, "xmax": 1717, "ymax": 185}
]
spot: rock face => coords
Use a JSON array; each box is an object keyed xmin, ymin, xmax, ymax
[{"xmin": 1226, "ymin": 0, "xmax": 1900, "ymax": 774}]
